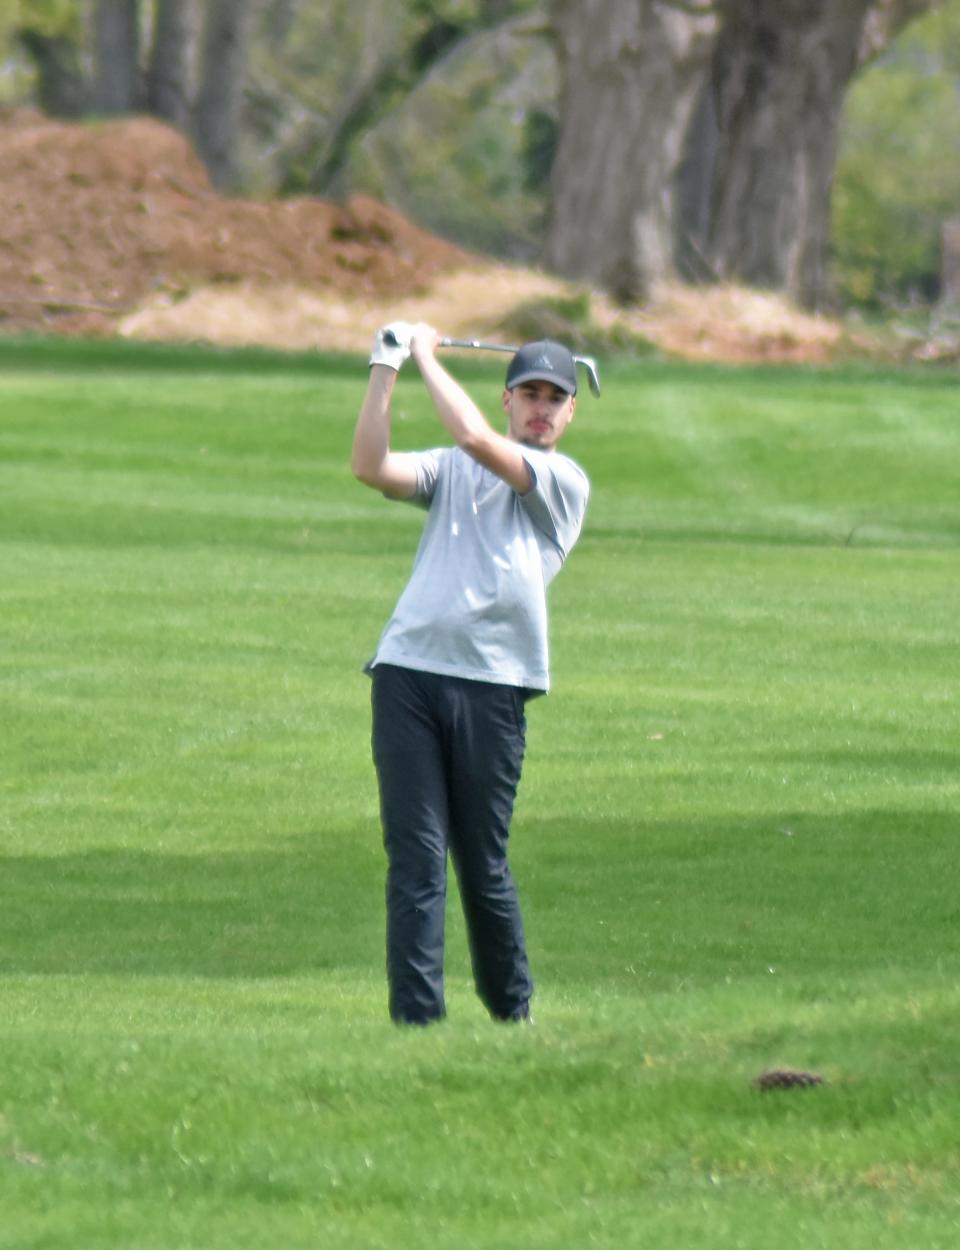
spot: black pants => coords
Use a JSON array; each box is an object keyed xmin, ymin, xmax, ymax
[{"xmin": 371, "ymin": 664, "xmax": 533, "ymax": 1024}]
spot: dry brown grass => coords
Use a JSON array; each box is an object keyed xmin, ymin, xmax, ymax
[
  {"xmin": 119, "ymin": 268, "xmax": 856, "ymax": 364},
  {"xmin": 118, "ymin": 265, "xmax": 573, "ymax": 354},
  {"xmin": 621, "ymin": 282, "xmax": 847, "ymax": 364}
]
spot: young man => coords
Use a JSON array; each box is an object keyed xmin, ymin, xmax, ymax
[{"xmin": 351, "ymin": 321, "xmax": 589, "ymax": 1024}]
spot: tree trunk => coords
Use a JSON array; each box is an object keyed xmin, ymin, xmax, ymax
[
  {"xmin": 94, "ymin": 0, "xmax": 141, "ymax": 114},
  {"xmin": 543, "ymin": 0, "xmax": 718, "ymax": 303},
  {"xmin": 193, "ymin": 0, "xmax": 253, "ymax": 189},
  {"xmin": 674, "ymin": 79, "xmax": 720, "ymax": 282},
  {"xmin": 17, "ymin": 28, "xmax": 90, "ymax": 118},
  {"xmin": 147, "ymin": 0, "xmax": 195, "ymax": 130},
  {"xmin": 939, "ymin": 219, "xmax": 960, "ymax": 311},
  {"xmin": 678, "ymin": 0, "xmax": 938, "ymax": 305},
  {"xmin": 698, "ymin": 0, "xmax": 894, "ymax": 308}
]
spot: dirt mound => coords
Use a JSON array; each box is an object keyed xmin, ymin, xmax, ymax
[
  {"xmin": 1, "ymin": 109, "xmax": 866, "ymax": 363},
  {"xmin": 0, "ymin": 110, "xmax": 470, "ymax": 336}
]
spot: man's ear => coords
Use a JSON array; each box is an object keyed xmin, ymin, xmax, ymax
[{"xmin": 501, "ymin": 388, "xmax": 512, "ymax": 413}]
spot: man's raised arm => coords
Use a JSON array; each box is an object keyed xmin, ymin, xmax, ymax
[
  {"xmin": 409, "ymin": 324, "xmax": 533, "ymax": 495},
  {"xmin": 351, "ymin": 325, "xmax": 419, "ymax": 499}
]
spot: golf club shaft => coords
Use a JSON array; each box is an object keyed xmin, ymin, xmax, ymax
[
  {"xmin": 381, "ymin": 329, "xmax": 601, "ymax": 396},
  {"xmin": 381, "ymin": 330, "xmax": 516, "ymax": 352},
  {"xmin": 439, "ymin": 337, "xmax": 518, "ymax": 353}
]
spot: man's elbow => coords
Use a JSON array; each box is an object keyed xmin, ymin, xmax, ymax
[
  {"xmin": 351, "ymin": 452, "xmax": 381, "ymax": 488},
  {"xmin": 458, "ymin": 427, "xmax": 493, "ymax": 461},
  {"xmin": 351, "ymin": 450, "xmax": 416, "ymax": 498}
]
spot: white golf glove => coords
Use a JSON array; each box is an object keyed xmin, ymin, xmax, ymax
[{"xmin": 369, "ymin": 321, "xmax": 415, "ymax": 371}]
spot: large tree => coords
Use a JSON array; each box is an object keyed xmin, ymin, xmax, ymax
[
  {"xmin": 682, "ymin": 0, "xmax": 939, "ymax": 307},
  {"xmin": 546, "ymin": 0, "xmax": 939, "ymax": 306},
  {"xmin": 543, "ymin": 0, "xmax": 718, "ymax": 302}
]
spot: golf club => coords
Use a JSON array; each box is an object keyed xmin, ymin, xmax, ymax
[{"xmin": 382, "ymin": 329, "xmax": 601, "ymax": 397}]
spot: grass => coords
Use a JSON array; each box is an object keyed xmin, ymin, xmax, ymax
[{"xmin": 1, "ymin": 337, "xmax": 959, "ymax": 1248}]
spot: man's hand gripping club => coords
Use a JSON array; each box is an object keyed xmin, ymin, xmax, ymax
[
  {"xmin": 369, "ymin": 320, "xmax": 416, "ymax": 372},
  {"xmin": 355, "ymin": 319, "xmax": 533, "ymax": 497},
  {"xmin": 352, "ymin": 320, "xmax": 421, "ymax": 498}
]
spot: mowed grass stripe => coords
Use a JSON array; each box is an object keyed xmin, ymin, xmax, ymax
[{"xmin": 1, "ymin": 339, "xmax": 959, "ymax": 1248}]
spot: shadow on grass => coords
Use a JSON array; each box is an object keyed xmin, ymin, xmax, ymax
[
  {"xmin": 1, "ymin": 838, "xmax": 384, "ymax": 979},
  {"xmin": 583, "ymin": 521, "xmax": 960, "ymax": 550},
  {"xmin": 523, "ymin": 807, "xmax": 959, "ymax": 989},
  {"xmin": 4, "ymin": 808, "xmax": 956, "ymax": 992}
]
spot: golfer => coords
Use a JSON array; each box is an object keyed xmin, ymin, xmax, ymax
[{"xmin": 352, "ymin": 321, "xmax": 590, "ymax": 1025}]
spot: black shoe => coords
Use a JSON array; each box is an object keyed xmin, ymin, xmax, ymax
[{"xmin": 500, "ymin": 1002, "xmax": 533, "ymax": 1023}]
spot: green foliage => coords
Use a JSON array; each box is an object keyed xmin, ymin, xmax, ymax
[
  {"xmin": 498, "ymin": 290, "xmax": 657, "ymax": 356},
  {"xmin": 251, "ymin": 0, "xmax": 541, "ymax": 203},
  {"xmin": 348, "ymin": 21, "xmax": 554, "ymax": 258},
  {"xmin": 832, "ymin": 2, "xmax": 960, "ymax": 309},
  {"xmin": 0, "ymin": 0, "xmax": 80, "ymax": 36},
  {"xmin": 0, "ymin": 0, "xmax": 82, "ymax": 101},
  {"xmin": 521, "ymin": 107, "xmax": 558, "ymax": 192}
]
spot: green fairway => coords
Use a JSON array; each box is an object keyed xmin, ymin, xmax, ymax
[{"xmin": 2, "ymin": 338, "xmax": 958, "ymax": 1248}]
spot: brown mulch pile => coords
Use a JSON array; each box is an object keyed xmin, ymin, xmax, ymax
[
  {"xmin": 0, "ymin": 109, "xmax": 471, "ymax": 337},
  {"xmin": 1, "ymin": 109, "xmax": 878, "ymax": 363}
]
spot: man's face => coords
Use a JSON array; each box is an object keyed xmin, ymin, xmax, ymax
[{"xmin": 503, "ymin": 380, "xmax": 576, "ymax": 451}]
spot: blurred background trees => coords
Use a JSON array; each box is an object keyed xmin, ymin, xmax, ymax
[
  {"xmin": 676, "ymin": 0, "xmax": 938, "ymax": 307},
  {"xmin": 2, "ymin": 0, "xmax": 960, "ymax": 314},
  {"xmin": 832, "ymin": 0, "xmax": 960, "ymax": 309}
]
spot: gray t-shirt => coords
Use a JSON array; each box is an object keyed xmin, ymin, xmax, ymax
[{"xmin": 367, "ymin": 445, "xmax": 589, "ymax": 692}]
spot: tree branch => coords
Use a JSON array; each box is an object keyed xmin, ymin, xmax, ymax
[
  {"xmin": 859, "ymin": 0, "xmax": 939, "ymax": 66},
  {"xmin": 298, "ymin": 3, "xmax": 534, "ymax": 194}
]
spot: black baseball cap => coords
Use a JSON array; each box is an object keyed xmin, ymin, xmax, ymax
[{"xmin": 505, "ymin": 340, "xmax": 577, "ymax": 396}]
